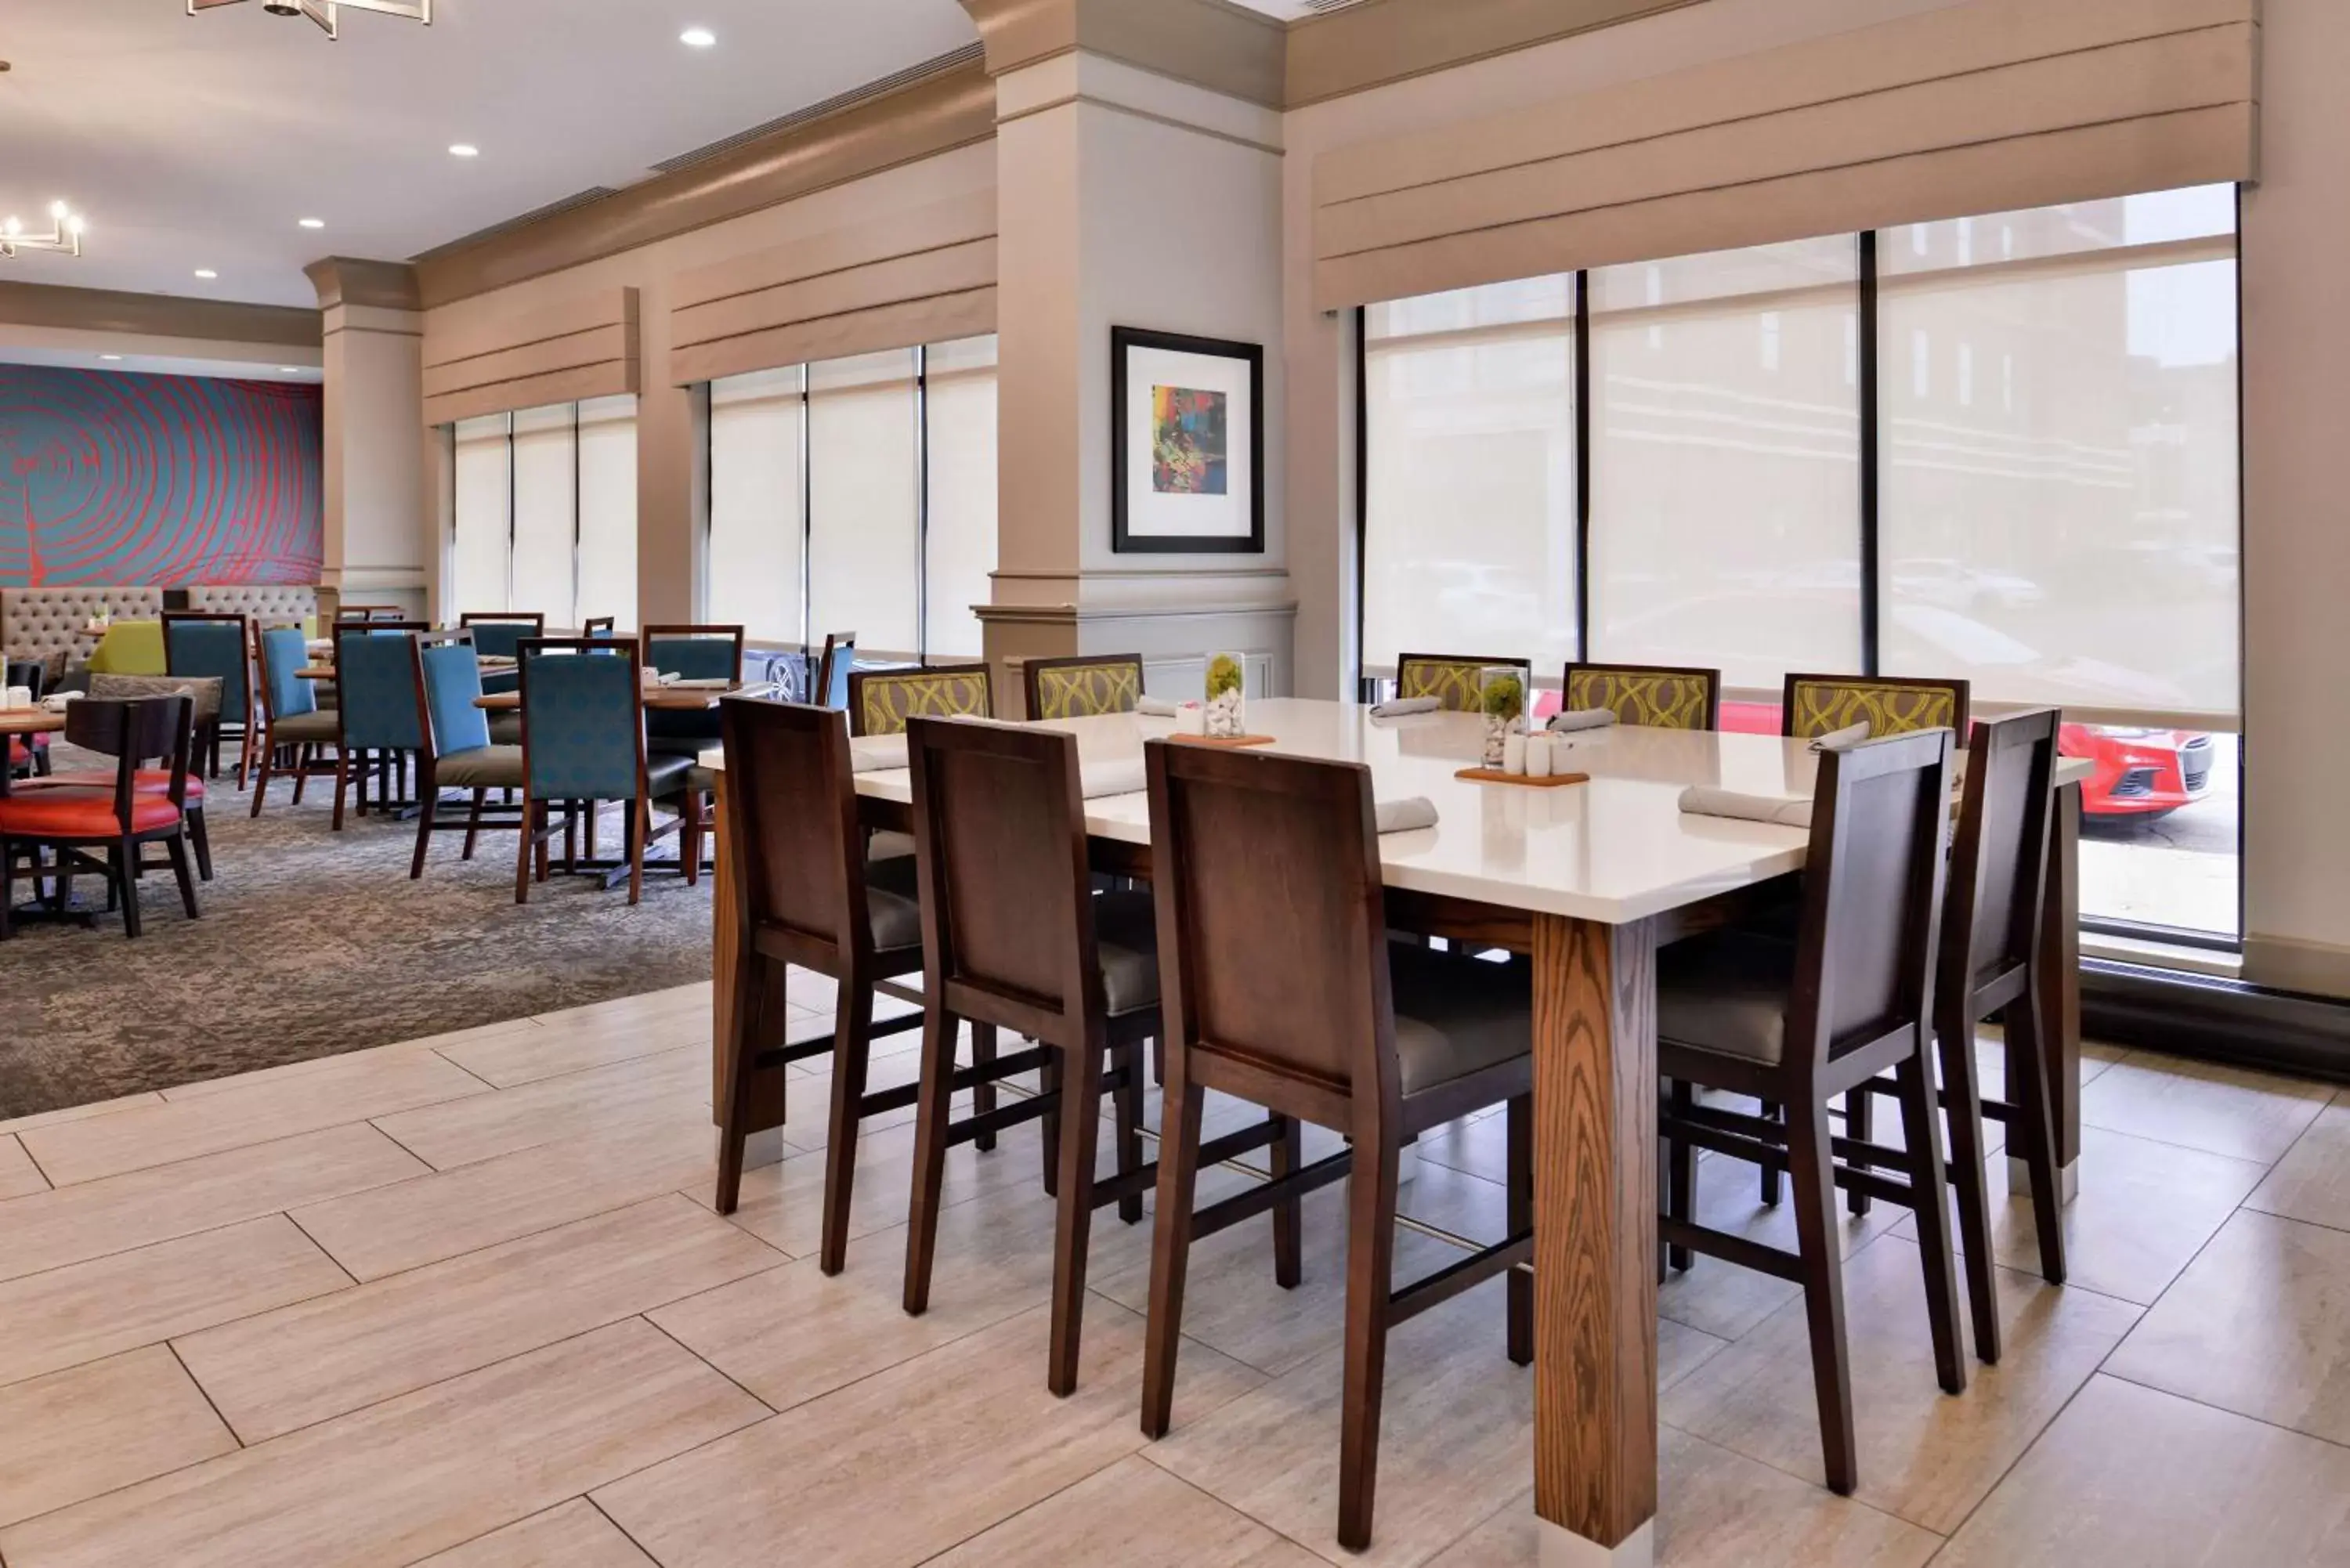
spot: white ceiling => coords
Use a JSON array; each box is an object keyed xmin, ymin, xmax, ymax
[{"xmin": 0, "ymin": 0, "xmax": 985, "ymax": 309}]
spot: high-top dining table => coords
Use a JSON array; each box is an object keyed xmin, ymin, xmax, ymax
[{"xmin": 701, "ymin": 697, "xmax": 2090, "ymax": 1565}]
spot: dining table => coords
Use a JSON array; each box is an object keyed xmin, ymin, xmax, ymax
[
  {"xmin": 471, "ymin": 680, "xmax": 752, "ymax": 714},
  {"xmin": 697, "ymin": 696, "xmax": 2091, "ymax": 1566}
]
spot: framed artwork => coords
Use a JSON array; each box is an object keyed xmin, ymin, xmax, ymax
[{"xmin": 1110, "ymin": 326, "xmax": 1265, "ymax": 555}]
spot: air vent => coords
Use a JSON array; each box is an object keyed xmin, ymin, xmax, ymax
[
  {"xmin": 1299, "ymin": 0, "xmax": 1374, "ymax": 13},
  {"xmin": 416, "ymin": 186, "xmax": 620, "ymax": 259},
  {"xmin": 650, "ymin": 41, "xmax": 986, "ymax": 176}
]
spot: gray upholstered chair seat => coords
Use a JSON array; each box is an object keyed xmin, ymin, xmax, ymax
[
  {"xmin": 645, "ymin": 752, "xmax": 694, "ymax": 798},
  {"xmin": 436, "ymin": 745, "xmax": 526, "ymax": 789},
  {"xmin": 89, "ymin": 673, "xmax": 222, "ymax": 726},
  {"xmin": 1092, "ymin": 890, "xmax": 1160, "ymax": 1017},
  {"xmin": 685, "ymin": 763, "xmax": 719, "ymax": 794},
  {"xmin": 271, "ymin": 710, "xmax": 340, "ymax": 743},
  {"xmin": 867, "ymin": 829, "xmax": 916, "ymax": 862},
  {"xmin": 1387, "ymin": 943, "xmax": 1534, "ymax": 1096},
  {"xmin": 1655, "ymin": 929, "xmax": 1796, "ymax": 1065},
  {"xmin": 488, "ymin": 714, "xmax": 523, "ymax": 746}
]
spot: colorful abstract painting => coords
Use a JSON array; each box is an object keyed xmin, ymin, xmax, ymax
[
  {"xmin": 0, "ymin": 365, "xmax": 323, "ymax": 587},
  {"xmin": 1152, "ymin": 385, "xmax": 1227, "ymax": 496}
]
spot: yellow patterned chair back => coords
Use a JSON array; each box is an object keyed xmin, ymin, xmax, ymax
[
  {"xmin": 1562, "ymin": 663, "xmax": 1720, "ymax": 730},
  {"xmin": 1394, "ymin": 654, "xmax": 1529, "ymax": 714},
  {"xmin": 1025, "ymin": 653, "xmax": 1144, "ymax": 721},
  {"xmin": 850, "ymin": 664, "xmax": 995, "ymax": 736},
  {"xmin": 1782, "ymin": 674, "xmax": 1970, "ymax": 741}
]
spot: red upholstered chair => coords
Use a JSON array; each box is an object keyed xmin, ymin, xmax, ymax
[{"xmin": 0, "ymin": 695, "xmax": 201, "ymax": 940}]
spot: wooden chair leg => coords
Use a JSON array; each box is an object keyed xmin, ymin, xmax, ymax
[
  {"xmin": 1336, "ymin": 1131, "xmax": 1401, "ymax": 1552},
  {"xmin": 250, "ymin": 735, "xmax": 274, "ymax": 818},
  {"xmin": 821, "ymin": 980, "xmax": 878, "ymax": 1276},
  {"xmin": 114, "ymin": 840, "xmax": 143, "ymax": 939},
  {"xmin": 970, "ymin": 1022, "xmax": 999, "ymax": 1153},
  {"xmin": 1845, "ymin": 1087, "xmax": 1875, "ymax": 1217},
  {"xmin": 1038, "ymin": 1051, "xmax": 1062, "ymax": 1198},
  {"xmin": 1665, "ymin": 1079, "xmax": 1697, "ymax": 1274},
  {"xmin": 166, "ymin": 833, "xmax": 201, "ymax": 919},
  {"xmin": 681, "ymin": 791, "xmax": 703, "ymax": 888},
  {"xmin": 629, "ymin": 796, "xmax": 647, "ymax": 905},
  {"xmin": 0, "ymin": 836, "xmax": 15, "ymax": 941},
  {"xmin": 1113, "ymin": 1041, "xmax": 1146, "ymax": 1225},
  {"xmin": 187, "ymin": 808, "xmax": 212, "ymax": 882},
  {"xmin": 1936, "ymin": 1006, "xmax": 2004, "ymax": 1364},
  {"xmin": 409, "ymin": 768, "xmax": 437, "ymax": 879},
  {"xmin": 2005, "ymin": 986, "xmax": 2070, "ymax": 1288},
  {"xmin": 1507, "ymin": 1092, "xmax": 1532, "ymax": 1364},
  {"xmin": 1271, "ymin": 1112, "xmax": 1303, "ymax": 1291},
  {"xmin": 1759, "ymin": 1099, "xmax": 1784, "ymax": 1204},
  {"xmin": 1895, "ymin": 1048, "xmax": 1968, "ymax": 1396},
  {"xmin": 1785, "ymin": 1095, "xmax": 1857, "ymax": 1495},
  {"xmin": 1140, "ymin": 1046, "xmax": 1207, "ymax": 1439},
  {"xmin": 332, "ymin": 747, "xmax": 351, "ymax": 830},
  {"xmin": 1047, "ymin": 1032, "xmax": 1108, "ymax": 1396},
  {"xmin": 462, "ymin": 788, "xmax": 486, "ymax": 860},
  {"xmin": 713, "ymin": 952, "xmax": 770, "ymax": 1216},
  {"xmin": 513, "ymin": 801, "xmax": 537, "ymax": 904},
  {"xmin": 902, "ymin": 995, "xmax": 962, "ymax": 1315}
]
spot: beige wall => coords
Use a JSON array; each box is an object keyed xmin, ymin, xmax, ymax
[
  {"xmin": 319, "ymin": 302, "xmax": 428, "ymax": 614},
  {"xmin": 416, "ymin": 142, "xmax": 996, "ymax": 631}
]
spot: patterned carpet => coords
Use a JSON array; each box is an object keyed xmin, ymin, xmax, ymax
[{"xmin": 0, "ymin": 751, "xmax": 714, "ymax": 1119}]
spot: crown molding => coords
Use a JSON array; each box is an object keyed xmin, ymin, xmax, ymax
[
  {"xmin": 304, "ymin": 257, "xmax": 422, "ymax": 313},
  {"xmin": 960, "ymin": 0, "xmax": 1287, "ymax": 108},
  {"xmin": 410, "ymin": 58, "xmax": 996, "ymax": 309},
  {"xmin": 0, "ymin": 280, "xmax": 321, "ymax": 347},
  {"xmin": 1285, "ymin": 0, "xmax": 1710, "ymax": 107}
]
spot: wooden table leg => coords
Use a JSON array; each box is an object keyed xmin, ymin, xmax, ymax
[
  {"xmin": 2011, "ymin": 779, "xmax": 2081, "ymax": 1202},
  {"xmin": 710, "ymin": 775, "xmax": 790, "ymax": 1141},
  {"xmin": 1531, "ymin": 912, "xmax": 1659, "ymax": 1566}
]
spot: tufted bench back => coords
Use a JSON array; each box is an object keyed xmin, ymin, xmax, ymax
[
  {"xmin": 1, "ymin": 587, "xmax": 166, "ymax": 670},
  {"xmin": 187, "ymin": 583, "xmax": 319, "ymax": 626}
]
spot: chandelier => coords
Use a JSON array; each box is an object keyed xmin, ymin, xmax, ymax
[
  {"xmin": 187, "ymin": 0, "xmax": 431, "ymax": 42},
  {"xmin": 0, "ymin": 201, "xmax": 86, "ymax": 261}
]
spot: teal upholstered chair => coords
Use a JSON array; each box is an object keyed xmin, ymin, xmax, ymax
[
  {"xmin": 515, "ymin": 637, "xmax": 692, "ymax": 905},
  {"xmin": 406, "ymin": 631, "xmax": 528, "ymax": 880},
  {"xmin": 163, "ymin": 611, "xmax": 254, "ymax": 786},
  {"xmin": 331, "ymin": 623, "xmax": 428, "ymax": 831},
  {"xmin": 251, "ymin": 624, "xmax": 342, "ymax": 818},
  {"xmin": 457, "ymin": 612, "xmax": 543, "ymax": 702},
  {"xmin": 814, "ymin": 630, "xmax": 856, "ymax": 710},
  {"xmin": 642, "ymin": 623, "xmax": 743, "ymax": 755}
]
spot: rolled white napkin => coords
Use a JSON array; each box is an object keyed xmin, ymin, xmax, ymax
[
  {"xmin": 1547, "ymin": 708, "xmax": 1616, "ymax": 733},
  {"xmin": 670, "ymin": 676, "xmax": 732, "ymax": 690},
  {"xmin": 1678, "ymin": 786, "xmax": 1812, "ymax": 829},
  {"xmin": 1080, "ymin": 757, "xmax": 1148, "ymax": 799},
  {"xmin": 1809, "ymin": 721, "xmax": 1871, "ymax": 753},
  {"xmin": 1375, "ymin": 796, "xmax": 1439, "ymax": 834},
  {"xmin": 39, "ymin": 692, "xmax": 80, "ymax": 713},
  {"xmin": 1368, "ymin": 695, "xmax": 1442, "ymax": 719},
  {"xmin": 849, "ymin": 734, "xmax": 909, "ymax": 773},
  {"xmin": 1135, "ymin": 695, "xmax": 1181, "ymax": 717}
]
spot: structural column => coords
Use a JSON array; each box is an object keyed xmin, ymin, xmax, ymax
[{"xmin": 305, "ymin": 258, "xmax": 430, "ymax": 620}]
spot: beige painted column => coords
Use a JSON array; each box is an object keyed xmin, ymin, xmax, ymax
[
  {"xmin": 306, "ymin": 259, "xmax": 430, "ymax": 620},
  {"xmin": 969, "ymin": 0, "xmax": 1297, "ymax": 714}
]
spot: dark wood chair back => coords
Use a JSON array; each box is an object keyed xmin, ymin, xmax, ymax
[
  {"xmin": 718, "ymin": 697, "xmax": 870, "ymax": 970},
  {"xmin": 583, "ymin": 616, "xmax": 617, "ymax": 638},
  {"xmin": 813, "ymin": 631, "xmax": 856, "ymax": 710},
  {"xmin": 1144, "ymin": 739, "xmax": 1393, "ymax": 1116},
  {"xmin": 1789, "ymin": 728, "xmax": 1954, "ymax": 1075},
  {"xmin": 905, "ymin": 715, "xmax": 1097, "ymax": 1035},
  {"xmin": 643, "ymin": 623, "xmax": 746, "ymax": 682},
  {"xmin": 1947, "ymin": 709, "xmax": 2059, "ymax": 1003},
  {"xmin": 66, "ymin": 695, "xmax": 196, "ymax": 817}
]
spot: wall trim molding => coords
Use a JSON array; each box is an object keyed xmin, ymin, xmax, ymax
[
  {"xmin": 410, "ymin": 60, "xmax": 996, "ymax": 309},
  {"xmin": 960, "ymin": 0, "xmax": 1286, "ymax": 108},
  {"xmin": 0, "ymin": 280, "xmax": 321, "ymax": 349},
  {"xmin": 305, "ymin": 257, "xmax": 422, "ymax": 313},
  {"xmin": 1285, "ymin": 0, "xmax": 1710, "ymax": 108}
]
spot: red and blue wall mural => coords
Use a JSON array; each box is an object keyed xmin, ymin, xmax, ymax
[{"xmin": 0, "ymin": 365, "xmax": 324, "ymax": 587}]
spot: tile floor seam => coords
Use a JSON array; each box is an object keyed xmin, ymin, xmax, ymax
[
  {"xmin": 425, "ymin": 1052, "xmax": 506, "ymax": 1094},
  {"xmin": 584, "ymin": 1493, "xmax": 663, "ymax": 1568},
  {"xmin": 164, "ymin": 1338, "xmax": 246, "ymax": 1452},
  {"xmin": 0, "ymin": 1209, "xmax": 354, "ymax": 1314},
  {"xmin": 2070, "ymin": 1113, "xmax": 2308, "ymax": 1168},
  {"xmin": 2239, "ymin": 1194, "xmax": 2350, "ymax": 1238},
  {"xmin": 277, "ymin": 1209, "xmax": 363, "ymax": 1289},
  {"xmin": 5, "ymin": 1136, "xmax": 55, "ymax": 1194},
  {"xmin": 2092, "ymin": 1363, "xmax": 2350, "ymax": 1454},
  {"xmin": 638, "ymin": 1308, "xmax": 783, "ymax": 1420},
  {"xmin": 902, "ymin": 1451, "xmax": 1152, "ymax": 1567}
]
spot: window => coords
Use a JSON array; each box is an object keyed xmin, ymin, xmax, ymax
[
  {"xmin": 704, "ymin": 334, "xmax": 1000, "ymax": 663},
  {"xmin": 446, "ymin": 396, "xmax": 640, "ymax": 630},
  {"xmin": 1357, "ymin": 184, "xmax": 2242, "ymax": 944},
  {"xmin": 923, "ymin": 334, "xmax": 999, "ymax": 660},
  {"xmin": 808, "ymin": 348, "xmax": 920, "ymax": 658},
  {"xmin": 1589, "ymin": 237, "xmax": 1862, "ymax": 689},
  {"xmin": 1362, "ymin": 277, "xmax": 1575, "ymax": 674}
]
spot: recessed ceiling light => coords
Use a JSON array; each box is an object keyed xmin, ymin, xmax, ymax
[
  {"xmin": 193, "ymin": 268, "xmax": 218, "ymax": 279},
  {"xmin": 678, "ymin": 25, "xmax": 716, "ymax": 46},
  {"xmin": 298, "ymin": 217, "xmax": 325, "ymax": 229},
  {"xmin": 448, "ymin": 143, "xmax": 479, "ymax": 157},
  {"xmin": 99, "ymin": 353, "xmax": 123, "ymax": 361},
  {"xmin": 279, "ymin": 366, "xmax": 302, "ymax": 374}
]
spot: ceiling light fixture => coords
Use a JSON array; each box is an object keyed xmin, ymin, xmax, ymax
[
  {"xmin": 193, "ymin": 268, "xmax": 219, "ymax": 279},
  {"xmin": 0, "ymin": 199, "xmax": 88, "ymax": 261},
  {"xmin": 186, "ymin": 0, "xmax": 431, "ymax": 43},
  {"xmin": 679, "ymin": 25, "xmax": 715, "ymax": 47},
  {"xmin": 100, "ymin": 353, "xmax": 124, "ymax": 362},
  {"xmin": 298, "ymin": 217, "xmax": 325, "ymax": 229},
  {"xmin": 447, "ymin": 143, "xmax": 479, "ymax": 158},
  {"xmin": 279, "ymin": 366, "xmax": 303, "ymax": 374}
]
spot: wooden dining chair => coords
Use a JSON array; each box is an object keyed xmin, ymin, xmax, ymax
[
  {"xmin": 1852, "ymin": 707, "xmax": 2069, "ymax": 1363},
  {"xmin": 901, "ymin": 716, "xmax": 1231, "ymax": 1398},
  {"xmin": 0, "ymin": 695, "xmax": 200, "ymax": 941},
  {"xmin": 162, "ymin": 610, "xmax": 257, "ymax": 784},
  {"xmin": 583, "ymin": 616, "xmax": 617, "ymax": 639},
  {"xmin": 1136, "ymin": 739, "xmax": 1535, "ymax": 1552},
  {"xmin": 1655, "ymin": 728, "xmax": 1966, "ymax": 1498},
  {"xmin": 643, "ymin": 623, "xmax": 746, "ymax": 881},
  {"xmin": 337, "ymin": 605, "xmax": 407, "ymax": 624},
  {"xmin": 1023, "ymin": 652, "xmax": 1145, "ymax": 721},
  {"xmin": 1781, "ymin": 673, "xmax": 1970, "ymax": 741},
  {"xmin": 1392, "ymin": 653, "xmax": 1530, "ymax": 713},
  {"xmin": 330, "ymin": 623, "xmax": 428, "ymax": 829},
  {"xmin": 403, "ymin": 630, "xmax": 528, "ymax": 880},
  {"xmin": 456, "ymin": 611, "xmax": 544, "ymax": 663},
  {"xmin": 514, "ymin": 637, "xmax": 693, "ymax": 905},
  {"xmin": 812, "ymin": 630, "xmax": 857, "ymax": 710},
  {"xmin": 1560, "ymin": 661, "xmax": 1721, "ymax": 728},
  {"xmin": 711, "ymin": 698, "xmax": 940, "ymax": 1234},
  {"xmin": 249, "ymin": 625, "xmax": 342, "ymax": 818},
  {"xmin": 848, "ymin": 663, "xmax": 992, "ymax": 736}
]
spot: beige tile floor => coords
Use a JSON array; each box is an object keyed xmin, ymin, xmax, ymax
[{"xmin": 2, "ymin": 982, "xmax": 2348, "ymax": 1566}]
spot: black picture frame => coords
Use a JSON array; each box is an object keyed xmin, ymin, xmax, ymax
[{"xmin": 1110, "ymin": 325, "xmax": 1266, "ymax": 555}]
